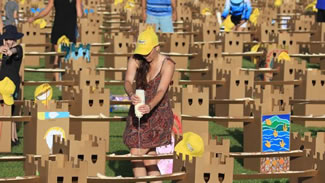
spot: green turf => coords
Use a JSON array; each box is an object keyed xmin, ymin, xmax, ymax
[{"xmin": 2, "ymin": 58, "xmax": 325, "ymax": 183}]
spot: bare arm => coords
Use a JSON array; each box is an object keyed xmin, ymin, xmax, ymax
[
  {"xmin": 171, "ymin": 0, "xmax": 177, "ymax": 21},
  {"xmin": 142, "ymin": 0, "xmax": 146, "ymax": 14},
  {"xmin": 13, "ymin": 11, "xmax": 17, "ymax": 19},
  {"xmin": 124, "ymin": 58, "xmax": 138, "ymax": 97},
  {"xmin": 147, "ymin": 60, "xmax": 175, "ymax": 109},
  {"xmin": 125, "ymin": 58, "xmax": 143, "ymax": 105},
  {"xmin": 76, "ymin": 0, "xmax": 83, "ymax": 18},
  {"xmin": 142, "ymin": 0, "xmax": 146, "ymax": 21},
  {"xmin": 28, "ymin": 0, "xmax": 54, "ymax": 22}
]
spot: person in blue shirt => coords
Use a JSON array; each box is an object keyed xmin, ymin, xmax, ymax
[
  {"xmin": 221, "ymin": 0, "xmax": 252, "ymax": 30},
  {"xmin": 317, "ymin": 0, "xmax": 325, "ymax": 22},
  {"xmin": 142, "ymin": 0, "xmax": 177, "ymax": 33}
]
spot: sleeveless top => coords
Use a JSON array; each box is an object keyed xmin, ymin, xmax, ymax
[
  {"xmin": 51, "ymin": 0, "xmax": 77, "ymax": 44},
  {"xmin": 123, "ymin": 57, "xmax": 175, "ymax": 149},
  {"xmin": 146, "ymin": 0, "xmax": 172, "ymax": 17}
]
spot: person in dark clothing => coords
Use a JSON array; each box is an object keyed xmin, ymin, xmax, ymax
[
  {"xmin": 317, "ymin": 0, "xmax": 325, "ymax": 22},
  {"xmin": 27, "ymin": 0, "xmax": 82, "ymax": 80},
  {"xmin": 0, "ymin": 25, "xmax": 24, "ymax": 145}
]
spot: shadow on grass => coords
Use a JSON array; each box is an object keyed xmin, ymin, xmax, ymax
[
  {"xmin": 308, "ymin": 128, "xmax": 325, "ymax": 137},
  {"xmin": 107, "ymin": 150, "xmax": 133, "ymax": 177},
  {"xmin": 226, "ymin": 129, "xmax": 243, "ymax": 151}
]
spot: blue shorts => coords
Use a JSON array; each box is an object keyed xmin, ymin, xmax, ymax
[{"xmin": 146, "ymin": 14, "xmax": 174, "ymax": 33}]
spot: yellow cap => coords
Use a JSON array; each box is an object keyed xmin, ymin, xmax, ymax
[
  {"xmin": 134, "ymin": 26, "xmax": 159, "ymax": 55},
  {"xmin": 34, "ymin": 83, "xmax": 53, "ymax": 104},
  {"xmin": 0, "ymin": 77, "xmax": 16, "ymax": 105},
  {"xmin": 175, "ymin": 132, "xmax": 204, "ymax": 161}
]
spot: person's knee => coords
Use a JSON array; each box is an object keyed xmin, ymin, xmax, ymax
[{"xmin": 144, "ymin": 159, "xmax": 158, "ymax": 167}]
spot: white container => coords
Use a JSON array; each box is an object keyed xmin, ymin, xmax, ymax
[
  {"xmin": 136, "ymin": 89, "xmax": 145, "ymax": 104},
  {"xmin": 135, "ymin": 89, "xmax": 145, "ymax": 119}
]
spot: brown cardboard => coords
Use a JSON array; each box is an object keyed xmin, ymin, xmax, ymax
[
  {"xmin": 293, "ymin": 15, "xmax": 313, "ymax": 32},
  {"xmin": 223, "ymin": 32, "xmax": 244, "ymax": 53},
  {"xmin": 177, "ymin": 6, "xmax": 192, "ymax": 22},
  {"xmin": 244, "ymin": 85, "xmax": 291, "ymax": 171},
  {"xmin": 173, "ymin": 136, "xmax": 234, "ymax": 183},
  {"xmin": 24, "ymin": 154, "xmax": 39, "ymax": 176},
  {"xmin": 277, "ymin": 32, "xmax": 310, "ymax": 54},
  {"xmin": 214, "ymin": 65, "xmax": 254, "ymax": 128},
  {"xmin": 62, "ymin": 67, "xmax": 105, "ymax": 98},
  {"xmin": 293, "ymin": 69, "xmax": 325, "ymax": 127},
  {"xmin": 0, "ymin": 99, "xmax": 12, "ymax": 153},
  {"xmin": 159, "ymin": 33, "xmax": 191, "ymax": 69},
  {"xmin": 20, "ymin": 23, "xmax": 46, "ymax": 66},
  {"xmin": 181, "ymin": 87, "xmax": 209, "ymax": 142},
  {"xmin": 289, "ymin": 132, "xmax": 325, "ymax": 183},
  {"xmin": 255, "ymin": 22, "xmax": 278, "ymax": 42},
  {"xmin": 52, "ymin": 134, "xmax": 106, "ymax": 176},
  {"xmin": 272, "ymin": 59, "xmax": 306, "ymax": 100},
  {"xmin": 23, "ymin": 100, "xmax": 70, "ymax": 155},
  {"xmin": 80, "ymin": 18, "xmax": 102, "ymax": 46},
  {"xmin": 38, "ymin": 154, "xmax": 87, "ymax": 183},
  {"xmin": 104, "ymin": 32, "xmax": 134, "ymax": 80},
  {"xmin": 67, "ymin": 87, "xmax": 110, "ymax": 152}
]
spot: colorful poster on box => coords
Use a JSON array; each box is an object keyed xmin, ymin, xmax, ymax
[{"xmin": 260, "ymin": 114, "xmax": 290, "ymax": 173}]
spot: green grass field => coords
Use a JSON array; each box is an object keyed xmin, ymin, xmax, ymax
[{"xmin": 0, "ymin": 58, "xmax": 324, "ymax": 183}]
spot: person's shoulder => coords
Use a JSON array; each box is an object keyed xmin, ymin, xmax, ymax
[
  {"xmin": 162, "ymin": 57, "xmax": 175, "ymax": 71},
  {"xmin": 165, "ymin": 57, "xmax": 176, "ymax": 65},
  {"xmin": 14, "ymin": 45, "xmax": 23, "ymax": 51},
  {"xmin": 14, "ymin": 45, "xmax": 23, "ymax": 56},
  {"xmin": 128, "ymin": 56, "xmax": 140, "ymax": 67}
]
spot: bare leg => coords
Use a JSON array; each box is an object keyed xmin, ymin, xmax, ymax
[
  {"xmin": 11, "ymin": 122, "xmax": 17, "ymax": 142},
  {"xmin": 144, "ymin": 149, "xmax": 162, "ymax": 183},
  {"xmin": 130, "ymin": 148, "xmax": 150, "ymax": 183},
  {"xmin": 53, "ymin": 44, "xmax": 59, "ymax": 81}
]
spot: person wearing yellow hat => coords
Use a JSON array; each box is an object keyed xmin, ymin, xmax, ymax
[
  {"xmin": 123, "ymin": 26, "xmax": 175, "ymax": 182},
  {"xmin": 0, "ymin": 25, "xmax": 24, "ymax": 145}
]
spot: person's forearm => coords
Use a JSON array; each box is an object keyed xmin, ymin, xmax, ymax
[
  {"xmin": 33, "ymin": 11, "xmax": 48, "ymax": 20},
  {"xmin": 142, "ymin": 0, "xmax": 146, "ymax": 13},
  {"xmin": 124, "ymin": 81, "xmax": 135, "ymax": 97},
  {"xmin": 171, "ymin": 0, "xmax": 177, "ymax": 12},
  {"xmin": 32, "ymin": 4, "xmax": 53, "ymax": 20},
  {"xmin": 147, "ymin": 90, "xmax": 165, "ymax": 110},
  {"xmin": 76, "ymin": 0, "xmax": 83, "ymax": 17}
]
